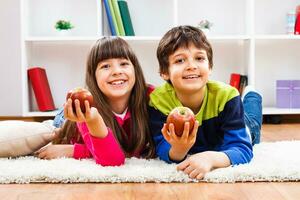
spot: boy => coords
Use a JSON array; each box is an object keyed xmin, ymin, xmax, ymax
[{"xmin": 149, "ymin": 25, "xmax": 262, "ymax": 180}]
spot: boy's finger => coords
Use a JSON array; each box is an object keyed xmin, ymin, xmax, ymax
[
  {"xmin": 189, "ymin": 120, "xmax": 199, "ymax": 140},
  {"xmin": 161, "ymin": 123, "xmax": 171, "ymax": 141},
  {"xmin": 177, "ymin": 159, "xmax": 190, "ymax": 170},
  {"xmin": 168, "ymin": 123, "xmax": 179, "ymax": 140},
  {"xmin": 196, "ymin": 173, "xmax": 205, "ymax": 180},
  {"xmin": 181, "ymin": 122, "xmax": 190, "ymax": 140}
]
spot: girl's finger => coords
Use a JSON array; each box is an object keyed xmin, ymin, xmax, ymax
[
  {"xmin": 66, "ymin": 99, "xmax": 76, "ymax": 119},
  {"xmin": 84, "ymin": 100, "xmax": 91, "ymax": 115},
  {"xmin": 75, "ymin": 99, "xmax": 85, "ymax": 120}
]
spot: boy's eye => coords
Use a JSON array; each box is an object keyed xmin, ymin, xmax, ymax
[
  {"xmin": 196, "ymin": 56, "xmax": 206, "ymax": 61},
  {"xmin": 175, "ymin": 58, "xmax": 185, "ymax": 64}
]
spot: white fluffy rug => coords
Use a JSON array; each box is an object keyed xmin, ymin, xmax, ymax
[{"xmin": 0, "ymin": 141, "xmax": 299, "ymax": 184}]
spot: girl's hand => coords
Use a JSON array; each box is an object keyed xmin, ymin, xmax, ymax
[
  {"xmin": 34, "ymin": 144, "xmax": 74, "ymax": 159},
  {"xmin": 64, "ymin": 98, "xmax": 108, "ymax": 138},
  {"xmin": 161, "ymin": 120, "xmax": 199, "ymax": 161},
  {"xmin": 64, "ymin": 98, "xmax": 100, "ymax": 123}
]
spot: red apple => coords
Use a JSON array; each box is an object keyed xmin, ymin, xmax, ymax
[
  {"xmin": 66, "ymin": 87, "xmax": 94, "ymax": 113},
  {"xmin": 166, "ymin": 106, "xmax": 195, "ymax": 137}
]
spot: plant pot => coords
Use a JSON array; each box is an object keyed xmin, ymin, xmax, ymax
[
  {"xmin": 201, "ymin": 28, "xmax": 210, "ymax": 35},
  {"xmin": 56, "ymin": 29, "xmax": 72, "ymax": 36}
]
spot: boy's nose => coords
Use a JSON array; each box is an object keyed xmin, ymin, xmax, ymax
[{"xmin": 186, "ymin": 60, "xmax": 198, "ymax": 70}]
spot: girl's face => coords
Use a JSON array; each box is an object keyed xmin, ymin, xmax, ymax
[
  {"xmin": 95, "ymin": 58, "xmax": 135, "ymax": 103},
  {"xmin": 163, "ymin": 43, "xmax": 211, "ymax": 95}
]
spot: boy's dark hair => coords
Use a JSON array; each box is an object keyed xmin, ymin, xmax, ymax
[{"xmin": 157, "ymin": 25, "xmax": 213, "ymax": 75}]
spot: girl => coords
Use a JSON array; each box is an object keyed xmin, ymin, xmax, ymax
[{"xmin": 35, "ymin": 37, "xmax": 155, "ymax": 166}]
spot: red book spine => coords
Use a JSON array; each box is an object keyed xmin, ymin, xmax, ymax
[
  {"xmin": 28, "ymin": 67, "xmax": 55, "ymax": 111},
  {"xmin": 230, "ymin": 73, "xmax": 241, "ymax": 90},
  {"xmin": 295, "ymin": 5, "xmax": 300, "ymax": 34}
]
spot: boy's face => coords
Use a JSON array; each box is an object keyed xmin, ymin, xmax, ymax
[{"xmin": 162, "ymin": 44, "xmax": 211, "ymax": 95}]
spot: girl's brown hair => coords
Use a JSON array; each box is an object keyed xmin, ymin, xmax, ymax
[{"xmin": 53, "ymin": 37, "xmax": 155, "ymax": 158}]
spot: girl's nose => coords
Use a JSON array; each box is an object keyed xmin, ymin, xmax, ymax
[{"xmin": 111, "ymin": 65, "xmax": 123, "ymax": 75}]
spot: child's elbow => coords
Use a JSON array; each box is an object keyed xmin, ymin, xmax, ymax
[{"xmin": 95, "ymin": 155, "xmax": 126, "ymax": 166}]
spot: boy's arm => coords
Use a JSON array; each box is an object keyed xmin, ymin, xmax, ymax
[
  {"xmin": 77, "ymin": 122, "xmax": 125, "ymax": 166},
  {"xmin": 217, "ymin": 96, "xmax": 253, "ymax": 165}
]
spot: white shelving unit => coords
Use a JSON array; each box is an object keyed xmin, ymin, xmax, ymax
[{"xmin": 0, "ymin": 0, "xmax": 300, "ymax": 117}]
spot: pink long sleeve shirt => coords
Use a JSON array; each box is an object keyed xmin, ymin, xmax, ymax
[
  {"xmin": 72, "ymin": 110, "xmax": 138, "ymax": 166},
  {"xmin": 71, "ymin": 85, "xmax": 154, "ymax": 166}
]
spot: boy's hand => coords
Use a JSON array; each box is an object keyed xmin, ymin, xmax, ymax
[
  {"xmin": 161, "ymin": 120, "xmax": 199, "ymax": 161},
  {"xmin": 34, "ymin": 144, "xmax": 74, "ymax": 159},
  {"xmin": 177, "ymin": 151, "xmax": 231, "ymax": 180},
  {"xmin": 64, "ymin": 99, "xmax": 108, "ymax": 138}
]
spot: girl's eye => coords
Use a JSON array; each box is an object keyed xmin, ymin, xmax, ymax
[
  {"xmin": 100, "ymin": 64, "xmax": 109, "ymax": 69},
  {"xmin": 120, "ymin": 61, "xmax": 130, "ymax": 66}
]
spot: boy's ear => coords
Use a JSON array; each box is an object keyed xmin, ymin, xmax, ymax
[
  {"xmin": 160, "ymin": 73, "xmax": 170, "ymax": 81},
  {"xmin": 208, "ymin": 67, "xmax": 212, "ymax": 76}
]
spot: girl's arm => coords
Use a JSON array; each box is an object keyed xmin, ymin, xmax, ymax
[
  {"xmin": 77, "ymin": 122, "xmax": 125, "ymax": 166},
  {"xmin": 64, "ymin": 98, "xmax": 125, "ymax": 166}
]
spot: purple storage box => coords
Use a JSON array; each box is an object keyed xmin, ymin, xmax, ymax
[
  {"xmin": 276, "ymin": 80, "xmax": 300, "ymax": 108},
  {"xmin": 291, "ymin": 80, "xmax": 300, "ymax": 108}
]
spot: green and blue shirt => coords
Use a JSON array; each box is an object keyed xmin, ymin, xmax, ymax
[{"xmin": 148, "ymin": 80, "xmax": 253, "ymax": 165}]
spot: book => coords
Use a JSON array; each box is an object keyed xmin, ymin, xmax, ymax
[
  {"xmin": 295, "ymin": 5, "xmax": 300, "ymax": 34},
  {"xmin": 108, "ymin": 0, "xmax": 120, "ymax": 35},
  {"xmin": 28, "ymin": 67, "xmax": 55, "ymax": 111},
  {"xmin": 118, "ymin": 0, "xmax": 135, "ymax": 36},
  {"xmin": 229, "ymin": 73, "xmax": 241, "ymax": 90},
  {"xmin": 239, "ymin": 75, "xmax": 248, "ymax": 94},
  {"xmin": 103, "ymin": 0, "xmax": 117, "ymax": 36},
  {"xmin": 111, "ymin": 0, "xmax": 125, "ymax": 36}
]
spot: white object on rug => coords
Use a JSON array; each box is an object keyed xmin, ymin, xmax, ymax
[{"xmin": 0, "ymin": 141, "xmax": 299, "ymax": 184}]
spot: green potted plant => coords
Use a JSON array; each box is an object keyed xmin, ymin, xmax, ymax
[
  {"xmin": 197, "ymin": 20, "xmax": 213, "ymax": 35},
  {"xmin": 55, "ymin": 20, "xmax": 74, "ymax": 35}
]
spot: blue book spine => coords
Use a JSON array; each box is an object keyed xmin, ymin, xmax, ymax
[{"xmin": 103, "ymin": 0, "xmax": 116, "ymax": 36}]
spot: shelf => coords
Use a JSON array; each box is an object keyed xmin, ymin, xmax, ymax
[
  {"xmin": 255, "ymin": 35, "xmax": 300, "ymax": 40},
  {"xmin": 263, "ymin": 107, "xmax": 300, "ymax": 115},
  {"xmin": 23, "ymin": 110, "xmax": 60, "ymax": 117},
  {"xmin": 25, "ymin": 35, "xmax": 252, "ymax": 42}
]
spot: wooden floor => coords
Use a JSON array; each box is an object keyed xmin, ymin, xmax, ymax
[{"xmin": 1, "ymin": 123, "xmax": 300, "ymax": 200}]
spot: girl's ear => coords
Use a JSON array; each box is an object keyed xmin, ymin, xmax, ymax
[{"xmin": 160, "ymin": 73, "xmax": 170, "ymax": 81}]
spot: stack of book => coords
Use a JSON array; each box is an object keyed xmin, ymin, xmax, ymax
[
  {"xmin": 229, "ymin": 73, "xmax": 248, "ymax": 95},
  {"xmin": 103, "ymin": 0, "xmax": 135, "ymax": 36}
]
